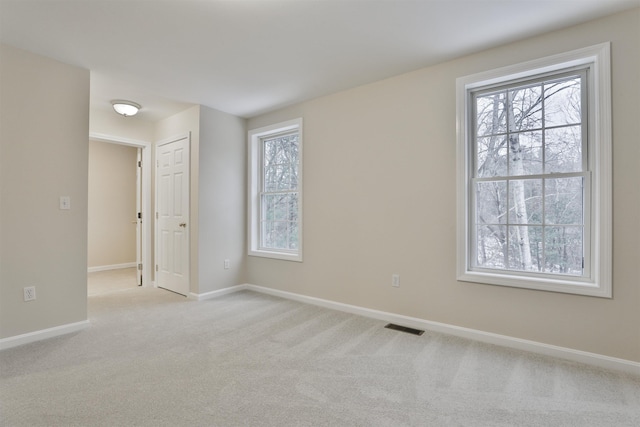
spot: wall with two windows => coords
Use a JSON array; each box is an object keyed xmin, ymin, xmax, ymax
[{"xmin": 246, "ymin": 9, "xmax": 640, "ymax": 362}]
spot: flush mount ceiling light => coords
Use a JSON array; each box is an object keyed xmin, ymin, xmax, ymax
[{"xmin": 111, "ymin": 100, "xmax": 141, "ymax": 117}]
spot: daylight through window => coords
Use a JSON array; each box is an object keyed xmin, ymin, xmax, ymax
[
  {"xmin": 456, "ymin": 44, "xmax": 611, "ymax": 297},
  {"xmin": 248, "ymin": 119, "xmax": 303, "ymax": 261},
  {"xmin": 473, "ymin": 71, "xmax": 587, "ymax": 275},
  {"xmin": 261, "ymin": 131, "xmax": 300, "ymax": 251}
]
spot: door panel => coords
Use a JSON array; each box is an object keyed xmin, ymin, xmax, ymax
[{"xmin": 156, "ymin": 135, "xmax": 190, "ymax": 296}]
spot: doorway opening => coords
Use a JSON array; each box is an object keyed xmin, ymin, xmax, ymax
[{"xmin": 88, "ymin": 133, "xmax": 152, "ymax": 290}]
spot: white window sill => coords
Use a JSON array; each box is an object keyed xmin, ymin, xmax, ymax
[
  {"xmin": 249, "ymin": 249, "xmax": 302, "ymax": 262},
  {"xmin": 457, "ymin": 270, "xmax": 610, "ymax": 298}
]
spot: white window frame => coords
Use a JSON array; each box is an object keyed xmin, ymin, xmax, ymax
[
  {"xmin": 456, "ymin": 43, "xmax": 611, "ymax": 298},
  {"xmin": 248, "ymin": 118, "xmax": 303, "ymax": 262}
]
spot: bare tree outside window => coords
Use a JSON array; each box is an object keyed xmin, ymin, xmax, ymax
[
  {"xmin": 473, "ymin": 73, "xmax": 585, "ymax": 276},
  {"xmin": 261, "ymin": 133, "xmax": 299, "ymax": 251}
]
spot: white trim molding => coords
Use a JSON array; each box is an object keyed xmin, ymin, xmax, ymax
[
  {"xmin": 247, "ymin": 118, "xmax": 303, "ymax": 262},
  {"xmin": 89, "ymin": 132, "xmax": 153, "ymax": 287},
  {"xmin": 189, "ymin": 285, "xmax": 248, "ymax": 301},
  {"xmin": 88, "ymin": 262, "xmax": 137, "ymax": 273},
  {"xmin": 0, "ymin": 321, "xmax": 90, "ymax": 350},
  {"xmin": 243, "ymin": 284, "xmax": 639, "ymax": 376}
]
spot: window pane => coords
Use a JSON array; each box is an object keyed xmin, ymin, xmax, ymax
[
  {"xmin": 477, "ymin": 136, "xmax": 507, "ymax": 177},
  {"xmin": 476, "ymin": 181, "xmax": 507, "ymax": 224},
  {"xmin": 261, "ymin": 221, "xmax": 273, "ymax": 248},
  {"xmin": 545, "ymin": 177, "xmax": 583, "ymax": 225},
  {"xmin": 476, "ymin": 225, "xmax": 506, "ymax": 269},
  {"xmin": 275, "ymin": 165, "xmax": 290, "ymax": 190},
  {"xmin": 544, "ymin": 77, "xmax": 581, "ymax": 127},
  {"xmin": 262, "ymin": 221, "xmax": 289, "ymax": 250},
  {"xmin": 288, "ymin": 222, "xmax": 298, "ymax": 250},
  {"xmin": 508, "ymin": 225, "xmax": 542, "ymax": 271},
  {"xmin": 508, "ymin": 179, "xmax": 542, "ymax": 224},
  {"xmin": 288, "ymin": 194, "xmax": 298, "ymax": 222},
  {"xmin": 261, "ymin": 194, "xmax": 272, "ymax": 221},
  {"xmin": 508, "ymin": 84, "xmax": 543, "ymax": 132},
  {"xmin": 508, "ymin": 131, "xmax": 542, "ymax": 176},
  {"xmin": 544, "ymin": 125, "xmax": 582, "ymax": 173},
  {"xmin": 264, "ymin": 165, "xmax": 277, "ymax": 192},
  {"xmin": 476, "ymin": 92, "xmax": 507, "ymax": 137},
  {"xmin": 264, "ymin": 139, "xmax": 277, "ymax": 165},
  {"xmin": 264, "ymin": 134, "xmax": 298, "ymax": 192},
  {"xmin": 276, "ymin": 140, "xmax": 289, "ymax": 164},
  {"xmin": 467, "ymin": 65, "xmax": 593, "ymax": 283},
  {"xmin": 290, "ymin": 164, "xmax": 299, "ymax": 189},
  {"xmin": 275, "ymin": 222, "xmax": 288, "ymax": 249},
  {"xmin": 544, "ymin": 226, "xmax": 583, "ymax": 275},
  {"xmin": 264, "ymin": 194, "xmax": 291, "ymax": 221}
]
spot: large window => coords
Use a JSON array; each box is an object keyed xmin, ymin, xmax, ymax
[
  {"xmin": 248, "ymin": 118, "xmax": 303, "ymax": 261},
  {"xmin": 456, "ymin": 44, "xmax": 611, "ymax": 297}
]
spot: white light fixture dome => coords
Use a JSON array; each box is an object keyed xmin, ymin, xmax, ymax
[{"xmin": 111, "ymin": 100, "xmax": 141, "ymax": 117}]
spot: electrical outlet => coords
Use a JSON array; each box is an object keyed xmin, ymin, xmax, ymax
[
  {"xmin": 59, "ymin": 196, "xmax": 71, "ymax": 210},
  {"xmin": 392, "ymin": 274, "xmax": 400, "ymax": 287},
  {"xmin": 24, "ymin": 286, "xmax": 36, "ymax": 301},
  {"xmin": 224, "ymin": 259, "xmax": 230, "ymax": 269}
]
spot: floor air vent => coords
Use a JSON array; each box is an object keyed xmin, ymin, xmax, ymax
[{"xmin": 384, "ymin": 323, "xmax": 424, "ymax": 336}]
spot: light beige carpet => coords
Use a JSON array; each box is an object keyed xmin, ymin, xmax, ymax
[
  {"xmin": 1, "ymin": 287, "xmax": 639, "ymax": 426},
  {"xmin": 87, "ymin": 267, "xmax": 138, "ymax": 296}
]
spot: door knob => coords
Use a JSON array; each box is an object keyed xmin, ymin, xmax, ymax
[{"xmin": 179, "ymin": 223, "xmax": 187, "ymax": 228}]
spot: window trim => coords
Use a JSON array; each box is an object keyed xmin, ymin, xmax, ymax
[
  {"xmin": 456, "ymin": 43, "xmax": 611, "ymax": 298},
  {"xmin": 248, "ymin": 118, "xmax": 303, "ymax": 262}
]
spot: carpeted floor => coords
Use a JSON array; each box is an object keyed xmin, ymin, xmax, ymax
[
  {"xmin": 1, "ymin": 285, "xmax": 639, "ymax": 426},
  {"xmin": 87, "ymin": 267, "xmax": 139, "ymax": 296}
]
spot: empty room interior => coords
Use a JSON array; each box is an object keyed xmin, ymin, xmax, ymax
[{"xmin": 1, "ymin": 0, "xmax": 639, "ymax": 425}]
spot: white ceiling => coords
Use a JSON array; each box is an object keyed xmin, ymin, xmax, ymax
[{"xmin": 1, "ymin": 0, "xmax": 638, "ymax": 121}]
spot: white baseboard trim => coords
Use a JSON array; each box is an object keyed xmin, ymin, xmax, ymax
[
  {"xmin": 0, "ymin": 320, "xmax": 90, "ymax": 351},
  {"xmin": 244, "ymin": 284, "xmax": 640, "ymax": 376},
  {"xmin": 190, "ymin": 284, "xmax": 248, "ymax": 301},
  {"xmin": 88, "ymin": 262, "xmax": 136, "ymax": 273}
]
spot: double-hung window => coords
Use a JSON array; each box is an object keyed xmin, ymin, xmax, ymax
[
  {"xmin": 456, "ymin": 44, "xmax": 611, "ymax": 297},
  {"xmin": 248, "ymin": 118, "xmax": 303, "ymax": 261}
]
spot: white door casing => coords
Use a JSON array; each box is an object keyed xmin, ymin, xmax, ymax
[
  {"xmin": 156, "ymin": 134, "xmax": 190, "ymax": 296},
  {"xmin": 88, "ymin": 133, "xmax": 152, "ymax": 287}
]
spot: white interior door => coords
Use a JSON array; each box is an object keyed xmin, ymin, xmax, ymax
[{"xmin": 156, "ymin": 134, "xmax": 190, "ymax": 296}]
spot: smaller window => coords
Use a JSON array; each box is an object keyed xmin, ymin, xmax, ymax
[{"xmin": 248, "ymin": 118, "xmax": 303, "ymax": 261}]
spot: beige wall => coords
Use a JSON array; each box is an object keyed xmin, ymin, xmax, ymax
[
  {"xmin": 246, "ymin": 9, "xmax": 640, "ymax": 362},
  {"xmin": 0, "ymin": 44, "xmax": 90, "ymax": 338},
  {"xmin": 87, "ymin": 140, "xmax": 137, "ymax": 268},
  {"xmin": 90, "ymin": 108, "xmax": 155, "ymax": 143}
]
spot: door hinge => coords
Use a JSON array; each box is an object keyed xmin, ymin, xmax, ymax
[
  {"xmin": 138, "ymin": 160, "xmax": 142, "ymax": 167},
  {"xmin": 155, "ymin": 265, "xmax": 159, "ymax": 272},
  {"xmin": 138, "ymin": 263, "xmax": 143, "ymax": 270},
  {"xmin": 156, "ymin": 212, "xmax": 159, "ymax": 219}
]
